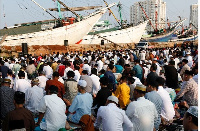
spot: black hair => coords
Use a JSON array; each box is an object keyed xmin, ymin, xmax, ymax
[
  {"xmin": 108, "ymin": 64, "xmax": 114, "ymax": 70},
  {"xmin": 14, "ymin": 91, "xmax": 25, "ymax": 104},
  {"xmin": 99, "ymin": 69, "xmax": 105, "ymax": 74},
  {"xmin": 18, "ymin": 71, "xmax": 25, "ymax": 77},
  {"xmin": 147, "ymin": 79, "xmax": 159, "ymax": 89},
  {"xmin": 7, "ymin": 69, "xmax": 13, "ymax": 75},
  {"xmin": 185, "ymin": 112, "xmax": 198, "ymax": 126},
  {"xmin": 169, "ymin": 61, "xmax": 175, "ymax": 65},
  {"xmin": 156, "ymin": 77, "xmax": 165, "ymax": 86},
  {"xmin": 151, "ymin": 63, "xmax": 157, "ymax": 71},
  {"xmin": 91, "ymin": 68, "xmax": 97, "ymax": 75},
  {"xmin": 120, "ymin": 76, "xmax": 127, "ymax": 82},
  {"xmin": 182, "ymin": 59, "xmax": 188, "ymax": 64},
  {"xmin": 67, "ymin": 71, "xmax": 75, "ymax": 78},
  {"xmin": 48, "ymin": 85, "xmax": 58, "ymax": 94},
  {"xmin": 53, "ymin": 71, "xmax": 59, "ymax": 77},
  {"xmin": 99, "ymin": 77, "xmax": 109, "ymax": 85},
  {"xmin": 129, "ymin": 70, "xmax": 136, "ymax": 77},
  {"xmin": 82, "ymin": 70, "xmax": 88, "ymax": 75},
  {"xmin": 74, "ymin": 66, "xmax": 80, "ymax": 70},
  {"xmin": 128, "ymin": 77, "xmax": 135, "ymax": 84}
]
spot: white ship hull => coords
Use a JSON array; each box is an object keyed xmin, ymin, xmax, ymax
[
  {"xmin": 1, "ymin": 6, "xmax": 111, "ymax": 46},
  {"xmin": 80, "ymin": 21, "xmax": 148, "ymax": 45}
]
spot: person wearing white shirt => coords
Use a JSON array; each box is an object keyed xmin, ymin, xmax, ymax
[
  {"xmin": 74, "ymin": 66, "xmax": 81, "ymax": 82},
  {"xmin": 156, "ymin": 77, "xmax": 175, "ymax": 122},
  {"xmin": 25, "ymin": 78, "xmax": 44, "ymax": 114},
  {"xmin": 43, "ymin": 62, "xmax": 53, "ymax": 79},
  {"xmin": 82, "ymin": 59, "xmax": 91, "ymax": 75},
  {"xmin": 97, "ymin": 58, "xmax": 103, "ymax": 72},
  {"xmin": 186, "ymin": 52, "xmax": 193, "ymax": 68},
  {"xmin": 36, "ymin": 85, "xmax": 70, "ymax": 130},
  {"xmin": 139, "ymin": 50, "xmax": 146, "ymax": 61},
  {"xmin": 13, "ymin": 71, "xmax": 31, "ymax": 93},
  {"xmin": 63, "ymin": 62, "xmax": 73, "ymax": 80},
  {"xmin": 90, "ymin": 68, "xmax": 100, "ymax": 96},
  {"xmin": 126, "ymin": 84, "xmax": 158, "ymax": 131},
  {"xmin": 37, "ymin": 71, "xmax": 48, "ymax": 90},
  {"xmin": 153, "ymin": 58, "xmax": 161, "ymax": 75},
  {"xmin": 94, "ymin": 96, "xmax": 133, "ymax": 131}
]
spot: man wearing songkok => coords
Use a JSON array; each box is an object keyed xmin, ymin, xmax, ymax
[
  {"xmin": 126, "ymin": 84, "xmax": 158, "ymax": 131},
  {"xmin": 94, "ymin": 96, "xmax": 133, "ymax": 131}
]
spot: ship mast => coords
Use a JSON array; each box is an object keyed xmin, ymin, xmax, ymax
[{"xmin": 31, "ymin": 0, "xmax": 57, "ymax": 20}]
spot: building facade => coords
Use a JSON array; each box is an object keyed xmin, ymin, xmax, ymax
[
  {"xmin": 189, "ymin": 4, "xmax": 198, "ymax": 31},
  {"xmin": 130, "ymin": 0, "xmax": 166, "ymax": 32}
]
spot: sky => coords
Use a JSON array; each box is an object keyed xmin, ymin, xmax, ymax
[{"xmin": 0, "ymin": 0, "xmax": 198, "ymax": 29}]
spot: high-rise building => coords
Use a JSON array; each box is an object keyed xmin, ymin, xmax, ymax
[
  {"xmin": 130, "ymin": 0, "xmax": 166, "ymax": 32},
  {"xmin": 189, "ymin": 4, "xmax": 198, "ymax": 31}
]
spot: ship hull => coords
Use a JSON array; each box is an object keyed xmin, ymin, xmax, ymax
[
  {"xmin": 80, "ymin": 21, "xmax": 148, "ymax": 45},
  {"xmin": 1, "ymin": 9, "xmax": 106, "ymax": 46}
]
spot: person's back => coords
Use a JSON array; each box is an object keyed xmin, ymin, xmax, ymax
[
  {"xmin": 95, "ymin": 96, "xmax": 133, "ymax": 131},
  {"xmin": 2, "ymin": 91, "xmax": 35, "ymax": 131},
  {"xmin": 0, "ymin": 79, "xmax": 15, "ymax": 119},
  {"xmin": 80, "ymin": 70, "xmax": 93, "ymax": 94},
  {"xmin": 68, "ymin": 92, "xmax": 93, "ymax": 123},
  {"xmin": 37, "ymin": 85, "xmax": 67, "ymax": 130},
  {"xmin": 25, "ymin": 79, "xmax": 44, "ymax": 114}
]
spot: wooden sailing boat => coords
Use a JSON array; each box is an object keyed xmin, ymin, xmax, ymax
[
  {"xmin": 80, "ymin": 1, "xmax": 148, "ymax": 45},
  {"xmin": 0, "ymin": 0, "xmax": 116, "ymax": 46}
]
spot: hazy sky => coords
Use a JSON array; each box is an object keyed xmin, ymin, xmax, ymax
[{"xmin": 0, "ymin": 0, "xmax": 198, "ymax": 29}]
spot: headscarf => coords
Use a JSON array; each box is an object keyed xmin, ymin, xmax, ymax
[{"xmin": 79, "ymin": 115, "xmax": 95, "ymax": 131}]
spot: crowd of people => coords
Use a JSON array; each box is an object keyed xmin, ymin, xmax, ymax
[{"xmin": 0, "ymin": 44, "xmax": 198, "ymax": 131}]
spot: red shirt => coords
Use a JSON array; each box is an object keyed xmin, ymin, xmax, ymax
[{"xmin": 45, "ymin": 79, "xmax": 65, "ymax": 99}]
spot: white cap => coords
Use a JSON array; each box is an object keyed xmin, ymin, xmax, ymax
[
  {"xmin": 186, "ymin": 52, "xmax": 191, "ymax": 55},
  {"xmin": 78, "ymin": 80, "xmax": 87, "ymax": 88},
  {"xmin": 187, "ymin": 106, "xmax": 198, "ymax": 118},
  {"xmin": 107, "ymin": 95, "xmax": 119, "ymax": 104},
  {"xmin": 153, "ymin": 58, "xmax": 157, "ymax": 61}
]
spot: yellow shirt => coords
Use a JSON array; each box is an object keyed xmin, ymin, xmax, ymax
[
  {"xmin": 51, "ymin": 62, "xmax": 58, "ymax": 72},
  {"xmin": 114, "ymin": 83, "xmax": 130, "ymax": 109}
]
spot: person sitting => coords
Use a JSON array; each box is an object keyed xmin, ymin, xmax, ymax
[
  {"xmin": 183, "ymin": 106, "xmax": 198, "ymax": 131},
  {"xmin": 36, "ymin": 85, "xmax": 70, "ymax": 130},
  {"xmin": 94, "ymin": 96, "xmax": 133, "ymax": 131},
  {"xmin": 68, "ymin": 80, "xmax": 93, "ymax": 124},
  {"xmin": 2, "ymin": 91, "xmax": 35, "ymax": 130}
]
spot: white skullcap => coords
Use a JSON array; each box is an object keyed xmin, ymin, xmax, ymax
[{"xmin": 78, "ymin": 80, "xmax": 87, "ymax": 88}]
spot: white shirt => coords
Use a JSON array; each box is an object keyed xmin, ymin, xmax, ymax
[
  {"xmin": 186, "ymin": 55, "xmax": 193, "ymax": 68},
  {"xmin": 193, "ymin": 74, "xmax": 198, "ymax": 84},
  {"xmin": 37, "ymin": 94, "xmax": 67, "ymax": 131},
  {"xmin": 174, "ymin": 58, "xmax": 180, "ymax": 69},
  {"xmin": 95, "ymin": 103, "xmax": 133, "ymax": 131},
  {"xmin": 82, "ymin": 64, "xmax": 91, "ymax": 75},
  {"xmin": 126, "ymin": 97, "xmax": 158, "ymax": 131},
  {"xmin": 74, "ymin": 70, "xmax": 80, "ymax": 82},
  {"xmin": 63, "ymin": 67, "xmax": 73, "ymax": 79},
  {"xmin": 25, "ymin": 85, "xmax": 44, "ymax": 113},
  {"xmin": 155, "ymin": 62, "xmax": 161, "ymax": 75},
  {"xmin": 37, "ymin": 75, "xmax": 48, "ymax": 89},
  {"xmin": 43, "ymin": 65, "xmax": 53, "ymax": 79},
  {"xmin": 139, "ymin": 52, "xmax": 146, "ymax": 61},
  {"xmin": 90, "ymin": 74, "xmax": 100, "ymax": 95},
  {"xmin": 13, "ymin": 79, "xmax": 31, "ymax": 93},
  {"xmin": 97, "ymin": 60, "xmax": 103, "ymax": 72},
  {"xmin": 157, "ymin": 86, "xmax": 175, "ymax": 121},
  {"xmin": 143, "ymin": 67, "xmax": 150, "ymax": 79}
]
